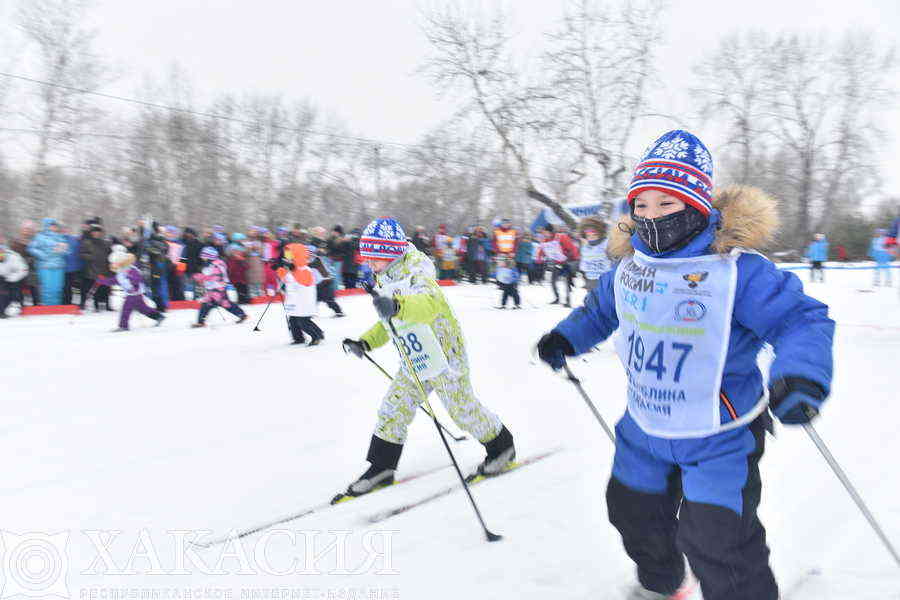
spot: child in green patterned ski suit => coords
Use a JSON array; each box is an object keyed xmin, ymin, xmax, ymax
[{"xmin": 340, "ymin": 217, "xmax": 515, "ymax": 497}]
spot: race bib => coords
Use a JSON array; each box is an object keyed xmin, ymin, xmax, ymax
[
  {"xmin": 613, "ymin": 250, "xmax": 738, "ymax": 438},
  {"xmin": 393, "ymin": 322, "xmax": 450, "ymax": 381}
]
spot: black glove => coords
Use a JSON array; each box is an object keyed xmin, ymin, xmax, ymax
[
  {"xmin": 271, "ymin": 257, "xmax": 288, "ymax": 270},
  {"xmin": 769, "ymin": 377, "xmax": 825, "ymax": 425},
  {"xmin": 536, "ymin": 330, "xmax": 575, "ymax": 371},
  {"xmin": 342, "ymin": 338, "xmax": 369, "ymax": 358},
  {"xmin": 373, "ymin": 295, "xmax": 399, "ymax": 320}
]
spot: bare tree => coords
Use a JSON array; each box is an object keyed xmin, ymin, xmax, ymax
[
  {"xmin": 420, "ymin": 3, "xmax": 579, "ymax": 227},
  {"xmin": 420, "ymin": 1, "xmax": 665, "ymax": 228},
  {"xmin": 692, "ymin": 30, "xmax": 772, "ymax": 185},
  {"xmin": 542, "ymin": 0, "xmax": 666, "ymax": 196},
  {"xmin": 693, "ymin": 29, "xmax": 895, "ymax": 246},
  {"xmin": 15, "ymin": 0, "xmax": 110, "ymax": 217},
  {"xmin": 765, "ymin": 31, "xmax": 895, "ymax": 242}
]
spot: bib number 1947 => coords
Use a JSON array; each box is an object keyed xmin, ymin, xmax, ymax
[{"xmin": 626, "ymin": 331, "xmax": 693, "ymax": 383}]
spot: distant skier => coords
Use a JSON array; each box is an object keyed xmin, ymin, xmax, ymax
[
  {"xmin": 275, "ymin": 243, "xmax": 325, "ymax": 345},
  {"xmin": 191, "ymin": 246, "xmax": 247, "ymax": 328},
  {"xmin": 97, "ymin": 244, "xmax": 165, "ymax": 332},
  {"xmin": 536, "ymin": 224, "xmax": 580, "ymax": 306},
  {"xmin": 495, "ymin": 256, "xmax": 521, "ymax": 309},
  {"xmin": 0, "ymin": 243, "xmax": 28, "ymax": 318},
  {"xmin": 868, "ymin": 228, "xmax": 893, "ymax": 287},
  {"xmin": 805, "ymin": 232, "xmax": 828, "ymax": 282},
  {"xmin": 340, "ymin": 217, "xmax": 516, "ymax": 498},
  {"xmin": 537, "ymin": 130, "xmax": 835, "ymax": 600},
  {"xmin": 577, "ymin": 215, "xmax": 612, "ymax": 291}
]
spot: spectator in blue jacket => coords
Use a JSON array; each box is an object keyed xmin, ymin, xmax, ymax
[
  {"xmin": 805, "ymin": 233, "xmax": 828, "ymax": 282},
  {"xmin": 514, "ymin": 232, "xmax": 535, "ymax": 283},
  {"xmin": 868, "ymin": 228, "xmax": 893, "ymax": 287},
  {"xmin": 62, "ymin": 224, "xmax": 83, "ymax": 305},
  {"xmin": 536, "ymin": 130, "xmax": 834, "ymax": 600},
  {"xmin": 27, "ymin": 218, "xmax": 69, "ymax": 305}
]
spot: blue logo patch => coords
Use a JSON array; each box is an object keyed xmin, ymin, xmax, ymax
[{"xmin": 675, "ymin": 299, "xmax": 707, "ymax": 322}]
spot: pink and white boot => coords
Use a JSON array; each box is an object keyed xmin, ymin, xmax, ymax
[{"xmin": 624, "ymin": 573, "xmax": 698, "ymax": 600}]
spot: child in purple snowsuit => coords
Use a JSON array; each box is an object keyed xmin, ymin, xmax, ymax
[
  {"xmin": 191, "ymin": 246, "xmax": 248, "ymax": 327},
  {"xmin": 98, "ymin": 245, "xmax": 165, "ymax": 331}
]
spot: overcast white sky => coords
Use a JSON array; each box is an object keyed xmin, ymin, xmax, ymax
[{"xmin": 4, "ymin": 0, "xmax": 900, "ymax": 194}]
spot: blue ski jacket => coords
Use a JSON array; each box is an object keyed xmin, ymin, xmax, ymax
[{"xmin": 554, "ymin": 187, "xmax": 834, "ymax": 430}]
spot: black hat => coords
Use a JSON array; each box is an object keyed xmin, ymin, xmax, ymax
[{"xmin": 333, "ymin": 225, "xmax": 344, "ymax": 234}]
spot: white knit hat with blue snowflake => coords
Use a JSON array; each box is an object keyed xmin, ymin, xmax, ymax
[
  {"xmin": 359, "ymin": 217, "xmax": 409, "ymax": 260},
  {"xmin": 628, "ymin": 130, "xmax": 714, "ymax": 216}
]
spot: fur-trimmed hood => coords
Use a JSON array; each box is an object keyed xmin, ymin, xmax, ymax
[
  {"xmin": 577, "ymin": 215, "xmax": 609, "ymax": 239},
  {"xmin": 607, "ymin": 185, "xmax": 777, "ymax": 259}
]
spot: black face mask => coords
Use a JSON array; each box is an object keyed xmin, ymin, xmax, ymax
[{"xmin": 630, "ymin": 205, "xmax": 708, "ymax": 254}]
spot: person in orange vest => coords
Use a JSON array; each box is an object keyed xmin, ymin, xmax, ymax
[
  {"xmin": 493, "ymin": 218, "xmax": 519, "ymax": 257},
  {"xmin": 276, "ymin": 243, "xmax": 325, "ymax": 346}
]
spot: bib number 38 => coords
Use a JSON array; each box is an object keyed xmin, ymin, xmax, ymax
[
  {"xmin": 395, "ymin": 323, "xmax": 450, "ymax": 381},
  {"xmin": 398, "ymin": 333, "xmax": 424, "ymax": 355}
]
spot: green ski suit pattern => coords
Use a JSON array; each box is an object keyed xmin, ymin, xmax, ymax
[{"xmin": 360, "ymin": 247, "xmax": 502, "ymax": 445}]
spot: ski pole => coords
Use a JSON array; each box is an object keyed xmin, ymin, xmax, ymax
[
  {"xmin": 562, "ymin": 363, "xmax": 615, "ymax": 444},
  {"xmin": 253, "ymin": 291, "xmax": 278, "ymax": 331},
  {"xmin": 79, "ymin": 281, "xmax": 100, "ymax": 313},
  {"xmin": 803, "ymin": 422, "xmax": 900, "ymax": 568},
  {"xmin": 384, "ymin": 315, "xmax": 501, "ymax": 542},
  {"xmin": 357, "ymin": 350, "xmax": 467, "ymax": 442},
  {"xmin": 215, "ymin": 305, "xmax": 228, "ymax": 322},
  {"xmin": 366, "ymin": 282, "xmax": 499, "ymax": 541}
]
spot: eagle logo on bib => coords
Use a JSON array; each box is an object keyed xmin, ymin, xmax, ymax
[{"xmin": 683, "ymin": 271, "xmax": 708, "ymax": 288}]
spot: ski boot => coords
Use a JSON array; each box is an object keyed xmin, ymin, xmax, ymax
[
  {"xmin": 110, "ymin": 327, "xmax": 128, "ymax": 333},
  {"xmin": 236, "ymin": 314, "xmax": 248, "ymax": 324},
  {"xmin": 476, "ymin": 425, "xmax": 515, "ymax": 476},
  {"xmin": 154, "ymin": 314, "xmax": 166, "ymax": 327},
  {"xmin": 332, "ymin": 435, "xmax": 403, "ymax": 504},
  {"xmin": 307, "ymin": 336, "xmax": 323, "ymax": 347},
  {"xmin": 191, "ymin": 322, "xmax": 206, "ymax": 328}
]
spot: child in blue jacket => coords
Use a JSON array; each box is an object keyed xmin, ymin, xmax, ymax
[
  {"xmin": 868, "ymin": 228, "xmax": 893, "ymax": 287},
  {"xmin": 537, "ymin": 130, "xmax": 834, "ymax": 600},
  {"xmin": 495, "ymin": 256, "xmax": 521, "ymax": 309},
  {"xmin": 805, "ymin": 233, "xmax": 828, "ymax": 282}
]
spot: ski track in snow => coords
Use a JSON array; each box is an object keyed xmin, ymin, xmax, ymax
[{"xmin": 2, "ymin": 273, "xmax": 899, "ymax": 598}]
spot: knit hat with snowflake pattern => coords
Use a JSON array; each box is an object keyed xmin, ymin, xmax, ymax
[
  {"xmin": 627, "ymin": 130, "xmax": 714, "ymax": 216},
  {"xmin": 359, "ymin": 217, "xmax": 409, "ymax": 261}
]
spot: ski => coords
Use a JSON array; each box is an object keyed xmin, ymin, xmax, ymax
[
  {"xmin": 782, "ymin": 568, "xmax": 822, "ymax": 599},
  {"xmin": 366, "ymin": 448, "xmax": 563, "ymax": 525},
  {"xmin": 191, "ymin": 462, "xmax": 451, "ymax": 549}
]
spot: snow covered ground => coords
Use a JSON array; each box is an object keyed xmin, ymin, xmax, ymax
[{"xmin": 2, "ymin": 269, "xmax": 899, "ymax": 599}]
